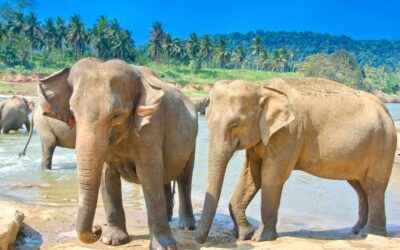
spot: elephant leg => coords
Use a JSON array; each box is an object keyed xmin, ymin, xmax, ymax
[
  {"xmin": 100, "ymin": 163, "xmax": 129, "ymax": 246},
  {"xmin": 252, "ymin": 139, "xmax": 299, "ymax": 242},
  {"xmin": 164, "ymin": 182, "xmax": 174, "ymax": 221},
  {"xmin": 229, "ymin": 150, "xmax": 261, "ymax": 240},
  {"xmin": 347, "ymin": 180, "xmax": 368, "ymax": 234},
  {"xmin": 360, "ymin": 178, "xmax": 388, "ymax": 236},
  {"xmin": 41, "ymin": 141, "xmax": 56, "ymax": 170},
  {"xmin": 177, "ymin": 148, "xmax": 196, "ymax": 230},
  {"xmin": 136, "ymin": 155, "xmax": 177, "ymax": 250}
]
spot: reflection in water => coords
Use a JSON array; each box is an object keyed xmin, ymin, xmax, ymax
[{"xmin": 0, "ymin": 104, "xmax": 399, "ymax": 230}]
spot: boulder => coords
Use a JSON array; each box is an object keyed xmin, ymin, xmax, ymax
[{"xmin": 0, "ymin": 207, "xmax": 24, "ymax": 250}]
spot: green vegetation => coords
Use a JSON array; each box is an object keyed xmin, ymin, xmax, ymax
[
  {"xmin": 156, "ymin": 65, "xmax": 300, "ymax": 85},
  {"xmin": 0, "ymin": 0, "xmax": 399, "ymax": 95}
]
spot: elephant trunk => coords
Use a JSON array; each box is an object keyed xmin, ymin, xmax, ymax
[
  {"xmin": 75, "ymin": 123, "xmax": 109, "ymax": 243},
  {"xmin": 195, "ymin": 142, "xmax": 233, "ymax": 243}
]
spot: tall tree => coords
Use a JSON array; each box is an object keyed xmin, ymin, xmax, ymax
[
  {"xmin": 42, "ymin": 17, "xmax": 57, "ymax": 52},
  {"xmin": 251, "ymin": 35, "xmax": 263, "ymax": 70},
  {"xmin": 199, "ymin": 35, "xmax": 213, "ymax": 68},
  {"xmin": 214, "ymin": 38, "xmax": 230, "ymax": 68},
  {"xmin": 232, "ymin": 46, "xmax": 245, "ymax": 69},
  {"xmin": 90, "ymin": 15, "xmax": 110, "ymax": 59},
  {"xmin": 148, "ymin": 21, "xmax": 164, "ymax": 67},
  {"xmin": 67, "ymin": 14, "xmax": 86, "ymax": 59},
  {"xmin": 186, "ymin": 32, "xmax": 201, "ymax": 71},
  {"xmin": 24, "ymin": 11, "xmax": 40, "ymax": 59},
  {"xmin": 55, "ymin": 17, "xmax": 66, "ymax": 57},
  {"xmin": 162, "ymin": 32, "xmax": 173, "ymax": 66}
]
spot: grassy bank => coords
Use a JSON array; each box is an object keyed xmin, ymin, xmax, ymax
[
  {"xmin": 0, "ymin": 65, "xmax": 301, "ymax": 97},
  {"xmin": 155, "ymin": 65, "xmax": 301, "ymax": 86}
]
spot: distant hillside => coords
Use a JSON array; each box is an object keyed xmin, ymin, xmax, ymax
[{"xmin": 211, "ymin": 30, "xmax": 400, "ymax": 67}]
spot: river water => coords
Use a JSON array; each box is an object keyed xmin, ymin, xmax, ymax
[{"xmin": 0, "ymin": 100, "xmax": 399, "ymax": 233}]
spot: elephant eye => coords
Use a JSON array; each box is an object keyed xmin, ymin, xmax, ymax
[{"xmin": 112, "ymin": 113, "xmax": 121, "ymax": 120}]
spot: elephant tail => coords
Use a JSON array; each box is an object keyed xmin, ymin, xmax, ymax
[{"xmin": 19, "ymin": 106, "xmax": 35, "ymax": 157}]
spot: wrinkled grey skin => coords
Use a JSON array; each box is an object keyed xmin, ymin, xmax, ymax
[
  {"xmin": 193, "ymin": 97, "xmax": 210, "ymax": 115},
  {"xmin": 0, "ymin": 96, "xmax": 34, "ymax": 134},
  {"xmin": 195, "ymin": 78, "xmax": 396, "ymax": 243},
  {"xmin": 39, "ymin": 58, "xmax": 198, "ymax": 250},
  {"xmin": 20, "ymin": 104, "xmax": 176, "ymax": 221}
]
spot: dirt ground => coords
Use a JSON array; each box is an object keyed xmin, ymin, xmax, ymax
[{"xmin": 0, "ymin": 201, "xmax": 396, "ymax": 250}]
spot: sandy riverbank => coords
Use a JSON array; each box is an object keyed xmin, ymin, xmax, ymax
[{"xmin": 0, "ymin": 200, "xmax": 397, "ymax": 250}]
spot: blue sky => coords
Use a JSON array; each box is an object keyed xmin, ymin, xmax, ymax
[{"xmin": 9, "ymin": 0, "xmax": 400, "ymax": 44}]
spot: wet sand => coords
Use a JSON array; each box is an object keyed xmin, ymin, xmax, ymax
[{"xmin": 3, "ymin": 200, "xmax": 398, "ymax": 250}]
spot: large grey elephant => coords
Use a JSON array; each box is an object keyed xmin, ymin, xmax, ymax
[
  {"xmin": 39, "ymin": 58, "xmax": 198, "ymax": 250},
  {"xmin": 0, "ymin": 96, "xmax": 34, "ymax": 134},
  {"xmin": 195, "ymin": 78, "xmax": 396, "ymax": 243}
]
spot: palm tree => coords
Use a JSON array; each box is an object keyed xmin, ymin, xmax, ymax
[
  {"xmin": 90, "ymin": 16, "xmax": 110, "ymax": 59},
  {"xmin": 199, "ymin": 35, "xmax": 213, "ymax": 68},
  {"xmin": 42, "ymin": 18, "xmax": 57, "ymax": 52},
  {"xmin": 186, "ymin": 33, "xmax": 201, "ymax": 71},
  {"xmin": 9, "ymin": 11, "xmax": 25, "ymax": 35},
  {"xmin": 232, "ymin": 46, "xmax": 245, "ymax": 69},
  {"xmin": 24, "ymin": 11, "xmax": 41, "ymax": 60},
  {"xmin": 55, "ymin": 17, "xmax": 67, "ymax": 57},
  {"xmin": 170, "ymin": 38, "xmax": 184, "ymax": 63},
  {"xmin": 67, "ymin": 14, "xmax": 86, "ymax": 59},
  {"xmin": 148, "ymin": 21, "xmax": 164, "ymax": 67},
  {"xmin": 251, "ymin": 35, "xmax": 263, "ymax": 70},
  {"xmin": 259, "ymin": 48, "xmax": 270, "ymax": 70},
  {"xmin": 0, "ymin": 22, "xmax": 8, "ymax": 49},
  {"xmin": 162, "ymin": 32, "xmax": 173, "ymax": 66},
  {"xmin": 214, "ymin": 38, "xmax": 230, "ymax": 68}
]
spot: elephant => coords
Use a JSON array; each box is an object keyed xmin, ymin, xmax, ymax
[
  {"xmin": 192, "ymin": 97, "xmax": 210, "ymax": 115},
  {"xmin": 38, "ymin": 58, "xmax": 198, "ymax": 250},
  {"xmin": 0, "ymin": 95, "xmax": 35, "ymax": 134},
  {"xmin": 19, "ymin": 104, "xmax": 76, "ymax": 169},
  {"xmin": 195, "ymin": 78, "xmax": 396, "ymax": 243}
]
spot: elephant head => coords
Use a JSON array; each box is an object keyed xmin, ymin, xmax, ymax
[
  {"xmin": 195, "ymin": 80, "xmax": 294, "ymax": 243},
  {"xmin": 38, "ymin": 58, "xmax": 164, "ymax": 244},
  {"xmin": 23, "ymin": 98, "xmax": 35, "ymax": 114}
]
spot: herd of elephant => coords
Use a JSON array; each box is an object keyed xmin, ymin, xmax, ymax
[{"xmin": 0, "ymin": 57, "xmax": 396, "ymax": 250}]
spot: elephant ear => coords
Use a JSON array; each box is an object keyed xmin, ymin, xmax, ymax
[
  {"xmin": 0, "ymin": 100, "xmax": 5, "ymax": 125},
  {"xmin": 134, "ymin": 72, "xmax": 165, "ymax": 135},
  {"xmin": 38, "ymin": 68, "xmax": 75, "ymax": 128},
  {"xmin": 259, "ymin": 86, "xmax": 295, "ymax": 145},
  {"xmin": 22, "ymin": 98, "xmax": 35, "ymax": 114}
]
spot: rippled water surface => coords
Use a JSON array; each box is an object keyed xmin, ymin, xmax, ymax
[{"xmin": 0, "ymin": 99, "xmax": 399, "ymax": 231}]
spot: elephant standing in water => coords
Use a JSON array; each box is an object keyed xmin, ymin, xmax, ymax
[
  {"xmin": 0, "ymin": 96, "xmax": 34, "ymax": 134},
  {"xmin": 195, "ymin": 78, "xmax": 396, "ymax": 243},
  {"xmin": 193, "ymin": 97, "xmax": 210, "ymax": 115},
  {"xmin": 20, "ymin": 104, "xmax": 76, "ymax": 169},
  {"xmin": 39, "ymin": 58, "xmax": 198, "ymax": 250}
]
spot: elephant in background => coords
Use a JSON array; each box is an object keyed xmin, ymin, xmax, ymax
[
  {"xmin": 195, "ymin": 78, "xmax": 396, "ymax": 243},
  {"xmin": 39, "ymin": 58, "xmax": 198, "ymax": 250},
  {"xmin": 0, "ymin": 96, "xmax": 35, "ymax": 134},
  {"xmin": 19, "ymin": 104, "xmax": 76, "ymax": 169},
  {"xmin": 192, "ymin": 97, "xmax": 210, "ymax": 115}
]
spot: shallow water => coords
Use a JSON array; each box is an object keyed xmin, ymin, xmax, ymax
[{"xmin": 0, "ymin": 101, "xmax": 399, "ymax": 232}]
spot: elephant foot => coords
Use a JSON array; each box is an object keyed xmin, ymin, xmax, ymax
[
  {"xmin": 233, "ymin": 223, "xmax": 255, "ymax": 240},
  {"xmin": 360, "ymin": 226, "xmax": 387, "ymax": 237},
  {"xmin": 101, "ymin": 225, "xmax": 129, "ymax": 246},
  {"xmin": 179, "ymin": 216, "xmax": 196, "ymax": 231},
  {"xmin": 151, "ymin": 233, "xmax": 177, "ymax": 250},
  {"xmin": 251, "ymin": 225, "xmax": 278, "ymax": 242},
  {"xmin": 351, "ymin": 222, "xmax": 366, "ymax": 234}
]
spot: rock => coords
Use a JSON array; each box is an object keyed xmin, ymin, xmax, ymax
[
  {"xmin": 182, "ymin": 83, "xmax": 200, "ymax": 91},
  {"xmin": 0, "ymin": 208, "xmax": 24, "ymax": 250}
]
